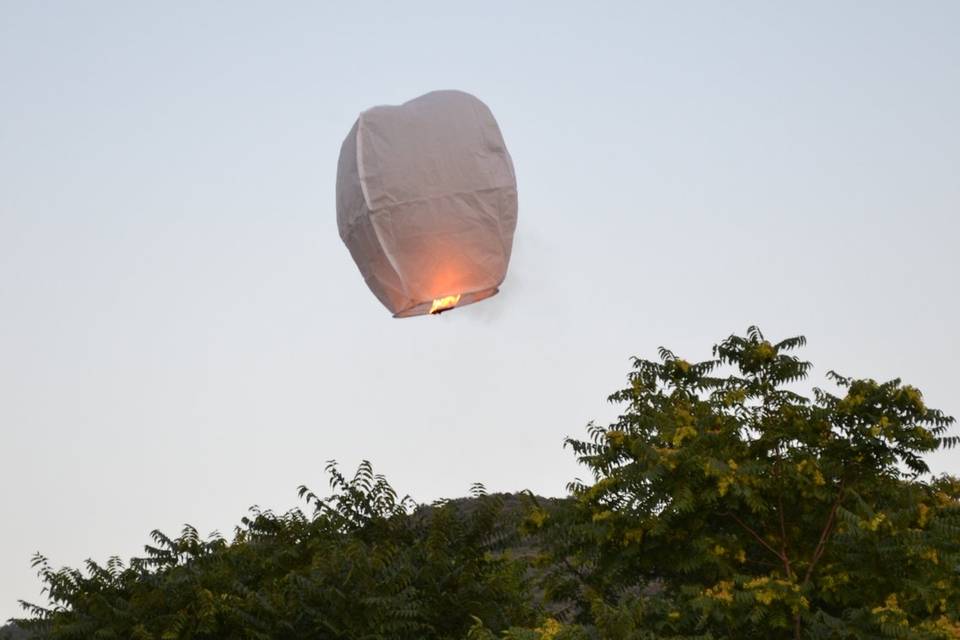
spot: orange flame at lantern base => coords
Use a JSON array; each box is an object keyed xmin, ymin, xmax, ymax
[{"xmin": 429, "ymin": 294, "xmax": 461, "ymax": 314}]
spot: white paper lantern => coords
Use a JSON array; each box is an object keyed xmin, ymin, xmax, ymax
[{"xmin": 336, "ymin": 90, "xmax": 518, "ymax": 317}]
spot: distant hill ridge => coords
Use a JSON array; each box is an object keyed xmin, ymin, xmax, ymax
[{"xmin": 0, "ymin": 622, "xmax": 27, "ymax": 639}]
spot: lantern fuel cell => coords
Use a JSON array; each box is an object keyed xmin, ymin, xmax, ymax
[{"xmin": 336, "ymin": 90, "xmax": 518, "ymax": 317}]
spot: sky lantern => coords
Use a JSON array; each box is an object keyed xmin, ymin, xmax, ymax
[{"xmin": 336, "ymin": 90, "xmax": 518, "ymax": 317}]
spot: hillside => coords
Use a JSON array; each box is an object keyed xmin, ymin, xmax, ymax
[{"xmin": 0, "ymin": 622, "xmax": 27, "ymax": 639}]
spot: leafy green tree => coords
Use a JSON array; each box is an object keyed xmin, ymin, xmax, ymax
[
  {"xmin": 11, "ymin": 327, "xmax": 960, "ymax": 640},
  {"xmin": 528, "ymin": 327, "xmax": 960, "ymax": 638},
  {"xmin": 14, "ymin": 461, "xmax": 538, "ymax": 639}
]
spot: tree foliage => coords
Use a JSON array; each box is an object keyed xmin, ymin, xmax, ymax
[
  {"xmin": 10, "ymin": 328, "xmax": 960, "ymax": 639},
  {"xmin": 521, "ymin": 327, "xmax": 960, "ymax": 639},
  {"xmin": 14, "ymin": 461, "xmax": 537, "ymax": 639}
]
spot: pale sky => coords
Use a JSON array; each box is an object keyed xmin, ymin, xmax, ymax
[{"xmin": 1, "ymin": 1, "xmax": 958, "ymax": 622}]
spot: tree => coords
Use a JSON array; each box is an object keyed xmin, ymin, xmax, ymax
[
  {"xmin": 13, "ymin": 462, "xmax": 538, "ymax": 639},
  {"xmin": 527, "ymin": 327, "xmax": 960, "ymax": 638},
  {"xmin": 11, "ymin": 328, "xmax": 960, "ymax": 639}
]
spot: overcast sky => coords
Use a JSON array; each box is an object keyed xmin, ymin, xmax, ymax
[{"xmin": 2, "ymin": 1, "xmax": 958, "ymax": 622}]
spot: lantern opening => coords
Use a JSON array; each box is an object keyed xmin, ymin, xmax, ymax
[
  {"xmin": 392, "ymin": 287, "xmax": 499, "ymax": 318},
  {"xmin": 429, "ymin": 294, "xmax": 461, "ymax": 315}
]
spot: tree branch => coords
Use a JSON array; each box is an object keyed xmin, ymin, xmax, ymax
[
  {"xmin": 723, "ymin": 512, "xmax": 785, "ymax": 565},
  {"xmin": 802, "ymin": 478, "xmax": 846, "ymax": 586},
  {"xmin": 774, "ymin": 450, "xmax": 794, "ymax": 580},
  {"xmin": 778, "ymin": 494, "xmax": 793, "ymax": 580}
]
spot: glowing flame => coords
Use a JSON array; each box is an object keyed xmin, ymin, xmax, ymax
[{"xmin": 429, "ymin": 294, "xmax": 461, "ymax": 314}]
